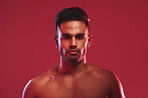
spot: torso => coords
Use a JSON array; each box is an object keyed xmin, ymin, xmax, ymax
[{"xmin": 33, "ymin": 63, "xmax": 114, "ymax": 98}]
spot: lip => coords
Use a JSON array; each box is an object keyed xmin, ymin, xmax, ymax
[
  {"xmin": 67, "ymin": 49, "xmax": 80, "ymax": 52},
  {"xmin": 67, "ymin": 49, "xmax": 80, "ymax": 54},
  {"xmin": 69, "ymin": 51, "xmax": 78, "ymax": 54}
]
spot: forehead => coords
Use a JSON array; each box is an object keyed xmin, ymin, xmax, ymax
[{"xmin": 59, "ymin": 21, "xmax": 88, "ymax": 35}]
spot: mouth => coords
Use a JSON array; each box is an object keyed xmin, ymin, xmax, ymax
[
  {"xmin": 67, "ymin": 49, "xmax": 80, "ymax": 54},
  {"xmin": 69, "ymin": 51, "xmax": 78, "ymax": 54}
]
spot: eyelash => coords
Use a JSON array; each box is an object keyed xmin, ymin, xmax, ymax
[
  {"xmin": 62, "ymin": 36, "xmax": 84, "ymax": 40},
  {"xmin": 76, "ymin": 36, "xmax": 84, "ymax": 39},
  {"xmin": 62, "ymin": 36, "xmax": 71, "ymax": 39}
]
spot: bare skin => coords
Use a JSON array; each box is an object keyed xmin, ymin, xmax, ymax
[
  {"xmin": 22, "ymin": 21, "xmax": 125, "ymax": 98},
  {"xmin": 22, "ymin": 62, "xmax": 125, "ymax": 98}
]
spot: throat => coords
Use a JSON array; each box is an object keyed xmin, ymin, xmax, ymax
[{"xmin": 58, "ymin": 59, "xmax": 87, "ymax": 75}]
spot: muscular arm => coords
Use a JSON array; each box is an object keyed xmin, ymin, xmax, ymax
[
  {"xmin": 22, "ymin": 72, "xmax": 52, "ymax": 98},
  {"xmin": 108, "ymin": 73, "xmax": 126, "ymax": 98},
  {"xmin": 22, "ymin": 79, "xmax": 36, "ymax": 98}
]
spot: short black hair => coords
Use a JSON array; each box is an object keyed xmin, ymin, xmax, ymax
[{"xmin": 55, "ymin": 7, "xmax": 90, "ymax": 35}]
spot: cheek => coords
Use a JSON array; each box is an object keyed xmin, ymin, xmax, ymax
[
  {"xmin": 60, "ymin": 40, "xmax": 69, "ymax": 49},
  {"xmin": 78, "ymin": 39, "xmax": 88, "ymax": 48}
]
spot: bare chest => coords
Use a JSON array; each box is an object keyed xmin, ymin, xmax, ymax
[{"xmin": 36, "ymin": 74, "xmax": 110, "ymax": 98}]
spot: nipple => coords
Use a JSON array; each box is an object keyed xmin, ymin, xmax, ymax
[{"xmin": 50, "ymin": 75, "xmax": 55, "ymax": 81}]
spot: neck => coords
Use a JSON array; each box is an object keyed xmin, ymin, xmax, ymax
[{"xmin": 58, "ymin": 56, "xmax": 87, "ymax": 75}]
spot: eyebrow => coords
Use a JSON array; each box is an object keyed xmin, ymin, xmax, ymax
[
  {"xmin": 62, "ymin": 33, "xmax": 84, "ymax": 36},
  {"xmin": 62, "ymin": 33, "xmax": 70, "ymax": 36},
  {"xmin": 76, "ymin": 33, "xmax": 85, "ymax": 36}
]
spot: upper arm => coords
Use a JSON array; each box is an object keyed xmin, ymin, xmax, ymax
[
  {"xmin": 22, "ymin": 73, "xmax": 50, "ymax": 98},
  {"xmin": 109, "ymin": 73, "xmax": 126, "ymax": 98},
  {"xmin": 22, "ymin": 79, "xmax": 35, "ymax": 98}
]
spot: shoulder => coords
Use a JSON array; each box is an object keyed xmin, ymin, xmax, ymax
[
  {"xmin": 86, "ymin": 62, "xmax": 117, "ymax": 86},
  {"xmin": 22, "ymin": 67, "xmax": 58, "ymax": 98},
  {"xmin": 87, "ymin": 63, "xmax": 126, "ymax": 98},
  {"xmin": 87, "ymin": 62, "xmax": 114, "ymax": 79},
  {"xmin": 88, "ymin": 63, "xmax": 121, "ymax": 86}
]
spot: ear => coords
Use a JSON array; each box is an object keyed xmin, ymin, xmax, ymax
[
  {"xmin": 87, "ymin": 35, "xmax": 92, "ymax": 47},
  {"xmin": 54, "ymin": 36, "xmax": 58, "ymax": 48}
]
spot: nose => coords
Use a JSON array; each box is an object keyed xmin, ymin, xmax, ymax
[{"xmin": 69, "ymin": 37, "xmax": 77, "ymax": 48}]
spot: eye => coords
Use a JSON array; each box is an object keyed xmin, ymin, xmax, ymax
[
  {"xmin": 76, "ymin": 35, "xmax": 84, "ymax": 40},
  {"xmin": 62, "ymin": 35, "xmax": 71, "ymax": 39}
]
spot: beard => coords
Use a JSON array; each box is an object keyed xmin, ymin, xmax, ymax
[
  {"xmin": 59, "ymin": 47, "xmax": 87, "ymax": 63},
  {"xmin": 59, "ymin": 48, "xmax": 80, "ymax": 63},
  {"xmin": 66, "ymin": 54, "xmax": 80, "ymax": 63}
]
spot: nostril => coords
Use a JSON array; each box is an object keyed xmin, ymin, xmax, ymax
[{"xmin": 69, "ymin": 45, "xmax": 77, "ymax": 49}]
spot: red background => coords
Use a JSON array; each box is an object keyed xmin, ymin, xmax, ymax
[{"xmin": 0, "ymin": 0, "xmax": 148, "ymax": 98}]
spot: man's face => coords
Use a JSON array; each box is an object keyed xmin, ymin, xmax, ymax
[{"xmin": 55, "ymin": 21, "xmax": 91, "ymax": 63}]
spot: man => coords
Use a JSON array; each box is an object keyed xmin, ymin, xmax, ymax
[{"xmin": 22, "ymin": 7, "xmax": 126, "ymax": 98}]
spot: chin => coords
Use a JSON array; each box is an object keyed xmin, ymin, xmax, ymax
[{"xmin": 66, "ymin": 56, "xmax": 80, "ymax": 63}]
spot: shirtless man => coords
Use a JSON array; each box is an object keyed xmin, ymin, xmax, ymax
[{"xmin": 22, "ymin": 7, "xmax": 126, "ymax": 98}]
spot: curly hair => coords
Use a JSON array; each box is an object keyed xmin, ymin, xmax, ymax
[{"xmin": 55, "ymin": 7, "xmax": 90, "ymax": 35}]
